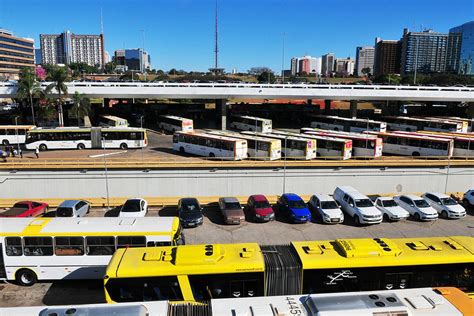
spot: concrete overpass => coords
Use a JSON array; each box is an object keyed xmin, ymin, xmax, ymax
[{"xmin": 1, "ymin": 81, "xmax": 474, "ymax": 102}]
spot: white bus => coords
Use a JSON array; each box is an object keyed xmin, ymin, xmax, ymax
[
  {"xmin": 158, "ymin": 115, "xmax": 193, "ymax": 133},
  {"xmin": 99, "ymin": 115, "xmax": 129, "ymax": 127},
  {"xmin": 204, "ymin": 130, "xmax": 281, "ymax": 160},
  {"xmin": 272, "ymin": 130, "xmax": 352, "ymax": 160},
  {"xmin": 0, "ymin": 125, "xmax": 35, "ymax": 146},
  {"xmin": 383, "ymin": 116, "xmax": 466, "ymax": 133},
  {"xmin": 229, "ymin": 115, "xmax": 272, "ymax": 133},
  {"xmin": 0, "ymin": 217, "xmax": 183, "ymax": 286},
  {"xmin": 242, "ymin": 131, "xmax": 316, "ymax": 160},
  {"xmin": 25, "ymin": 127, "xmax": 147, "ymax": 151},
  {"xmin": 425, "ymin": 117, "xmax": 471, "ymax": 132},
  {"xmin": 310, "ymin": 115, "xmax": 387, "ymax": 133},
  {"xmin": 301, "ymin": 128, "xmax": 383, "ymax": 158},
  {"xmin": 369, "ymin": 131, "xmax": 454, "ymax": 157},
  {"xmin": 172, "ymin": 131, "xmax": 248, "ymax": 160}
]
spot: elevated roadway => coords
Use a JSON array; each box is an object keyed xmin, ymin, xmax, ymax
[{"xmin": 1, "ymin": 81, "xmax": 474, "ymax": 102}]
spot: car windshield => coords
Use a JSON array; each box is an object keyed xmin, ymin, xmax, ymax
[
  {"xmin": 254, "ymin": 201, "xmax": 271, "ymax": 208},
  {"xmin": 414, "ymin": 199, "xmax": 430, "ymax": 208},
  {"xmin": 13, "ymin": 203, "xmax": 29, "ymax": 210},
  {"xmin": 56, "ymin": 207, "xmax": 73, "ymax": 217},
  {"xmin": 355, "ymin": 199, "xmax": 374, "ymax": 208},
  {"xmin": 225, "ymin": 202, "xmax": 241, "ymax": 210},
  {"xmin": 440, "ymin": 198, "xmax": 457, "ymax": 206},
  {"xmin": 181, "ymin": 202, "xmax": 200, "ymax": 212},
  {"xmin": 288, "ymin": 200, "xmax": 307, "ymax": 209},
  {"xmin": 321, "ymin": 201, "xmax": 339, "ymax": 209},
  {"xmin": 122, "ymin": 200, "xmax": 141, "ymax": 212},
  {"xmin": 382, "ymin": 200, "xmax": 398, "ymax": 207}
]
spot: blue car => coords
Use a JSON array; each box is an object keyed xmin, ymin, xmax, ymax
[{"xmin": 277, "ymin": 193, "xmax": 312, "ymax": 223}]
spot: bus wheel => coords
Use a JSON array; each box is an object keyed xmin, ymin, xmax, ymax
[
  {"xmin": 2, "ymin": 139, "xmax": 9, "ymax": 146},
  {"xmin": 209, "ymin": 152, "xmax": 215, "ymax": 158},
  {"xmin": 39, "ymin": 144, "xmax": 48, "ymax": 151},
  {"xmin": 120, "ymin": 143, "xmax": 128, "ymax": 150},
  {"xmin": 179, "ymin": 147, "xmax": 185, "ymax": 154},
  {"xmin": 412, "ymin": 151, "xmax": 420, "ymax": 157},
  {"xmin": 77, "ymin": 143, "xmax": 85, "ymax": 150},
  {"xmin": 16, "ymin": 269, "xmax": 37, "ymax": 286}
]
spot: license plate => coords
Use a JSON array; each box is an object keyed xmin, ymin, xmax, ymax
[{"xmin": 188, "ymin": 222, "xmax": 196, "ymax": 226}]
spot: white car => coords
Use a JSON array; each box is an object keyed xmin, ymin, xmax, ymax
[
  {"xmin": 118, "ymin": 198, "xmax": 148, "ymax": 217},
  {"xmin": 421, "ymin": 192, "xmax": 466, "ymax": 219},
  {"xmin": 333, "ymin": 186, "xmax": 382, "ymax": 225},
  {"xmin": 463, "ymin": 189, "xmax": 474, "ymax": 208},
  {"xmin": 393, "ymin": 195, "xmax": 438, "ymax": 221},
  {"xmin": 374, "ymin": 197, "xmax": 409, "ymax": 221},
  {"xmin": 308, "ymin": 194, "xmax": 344, "ymax": 224}
]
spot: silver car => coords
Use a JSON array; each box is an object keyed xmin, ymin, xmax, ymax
[
  {"xmin": 393, "ymin": 195, "xmax": 438, "ymax": 221},
  {"xmin": 56, "ymin": 200, "xmax": 90, "ymax": 217},
  {"xmin": 218, "ymin": 197, "xmax": 245, "ymax": 225},
  {"xmin": 422, "ymin": 192, "xmax": 466, "ymax": 219}
]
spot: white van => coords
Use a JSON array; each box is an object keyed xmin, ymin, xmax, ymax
[{"xmin": 333, "ymin": 186, "xmax": 382, "ymax": 225}]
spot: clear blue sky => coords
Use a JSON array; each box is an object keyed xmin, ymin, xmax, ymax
[{"xmin": 1, "ymin": 0, "xmax": 472, "ymax": 72}]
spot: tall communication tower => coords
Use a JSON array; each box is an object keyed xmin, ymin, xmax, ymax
[{"xmin": 209, "ymin": 0, "xmax": 224, "ymax": 75}]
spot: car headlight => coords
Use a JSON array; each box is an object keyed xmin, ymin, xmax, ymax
[
  {"xmin": 255, "ymin": 214, "xmax": 262, "ymax": 218},
  {"xmin": 323, "ymin": 213, "xmax": 331, "ymax": 219}
]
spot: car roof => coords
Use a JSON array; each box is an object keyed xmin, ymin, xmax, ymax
[
  {"xmin": 220, "ymin": 197, "xmax": 239, "ymax": 203},
  {"xmin": 376, "ymin": 196, "xmax": 395, "ymax": 201},
  {"xmin": 58, "ymin": 200, "xmax": 85, "ymax": 207},
  {"xmin": 424, "ymin": 192, "xmax": 449, "ymax": 198},
  {"xmin": 250, "ymin": 194, "xmax": 268, "ymax": 202},
  {"xmin": 311, "ymin": 194, "xmax": 334, "ymax": 201},
  {"xmin": 401, "ymin": 194, "xmax": 423, "ymax": 200},
  {"xmin": 283, "ymin": 193, "xmax": 302, "ymax": 201}
]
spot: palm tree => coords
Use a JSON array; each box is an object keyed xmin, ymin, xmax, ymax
[
  {"xmin": 71, "ymin": 91, "xmax": 91, "ymax": 126},
  {"xmin": 46, "ymin": 66, "xmax": 69, "ymax": 126},
  {"xmin": 16, "ymin": 67, "xmax": 42, "ymax": 125}
]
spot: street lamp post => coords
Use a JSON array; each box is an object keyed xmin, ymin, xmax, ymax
[{"xmin": 102, "ymin": 137, "xmax": 110, "ymax": 211}]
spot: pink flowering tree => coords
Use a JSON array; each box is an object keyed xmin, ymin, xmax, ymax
[{"xmin": 35, "ymin": 66, "xmax": 46, "ymax": 81}]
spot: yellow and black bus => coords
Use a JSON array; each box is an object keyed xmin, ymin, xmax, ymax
[{"xmin": 103, "ymin": 236, "xmax": 473, "ymax": 302}]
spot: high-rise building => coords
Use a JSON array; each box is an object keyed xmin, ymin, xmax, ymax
[
  {"xmin": 113, "ymin": 48, "xmax": 151, "ymax": 72},
  {"xmin": 0, "ymin": 29, "xmax": 35, "ymax": 80},
  {"xmin": 335, "ymin": 57, "xmax": 355, "ymax": 76},
  {"xmin": 449, "ymin": 21, "xmax": 474, "ymax": 75},
  {"xmin": 290, "ymin": 57, "xmax": 299, "ymax": 76},
  {"xmin": 400, "ymin": 28, "xmax": 449, "ymax": 75},
  {"xmin": 374, "ymin": 38, "xmax": 402, "ymax": 76},
  {"xmin": 290, "ymin": 56, "xmax": 321, "ymax": 76},
  {"xmin": 355, "ymin": 46, "xmax": 375, "ymax": 76},
  {"xmin": 321, "ymin": 53, "xmax": 335, "ymax": 76},
  {"xmin": 40, "ymin": 31, "xmax": 105, "ymax": 68},
  {"xmin": 35, "ymin": 49, "xmax": 42, "ymax": 65}
]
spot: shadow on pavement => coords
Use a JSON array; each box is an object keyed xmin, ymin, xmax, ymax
[
  {"xmin": 43, "ymin": 280, "xmax": 105, "ymax": 305},
  {"xmin": 104, "ymin": 207, "xmax": 121, "ymax": 217},
  {"xmin": 203, "ymin": 203, "xmax": 226, "ymax": 225},
  {"xmin": 159, "ymin": 207, "xmax": 178, "ymax": 217}
]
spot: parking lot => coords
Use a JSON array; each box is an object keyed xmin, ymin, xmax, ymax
[{"xmin": 1, "ymin": 203, "xmax": 473, "ymax": 307}]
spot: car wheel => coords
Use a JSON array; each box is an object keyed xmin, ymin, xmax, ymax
[
  {"xmin": 39, "ymin": 144, "xmax": 48, "ymax": 151},
  {"xmin": 77, "ymin": 143, "xmax": 85, "ymax": 150},
  {"xmin": 414, "ymin": 212, "xmax": 421, "ymax": 221},
  {"xmin": 16, "ymin": 269, "xmax": 37, "ymax": 286},
  {"xmin": 179, "ymin": 147, "xmax": 185, "ymax": 154},
  {"xmin": 441, "ymin": 211, "xmax": 448, "ymax": 219},
  {"xmin": 354, "ymin": 215, "xmax": 361, "ymax": 225},
  {"xmin": 383, "ymin": 213, "xmax": 390, "ymax": 222},
  {"xmin": 412, "ymin": 151, "xmax": 420, "ymax": 157},
  {"xmin": 209, "ymin": 152, "xmax": 215, "ymax": 158},
  {"xmin": 120, "ymin": 143, "xmax": 128, "ymax": 150}
]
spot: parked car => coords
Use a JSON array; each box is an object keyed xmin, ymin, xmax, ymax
[
  {"xmin": 463, "ymin": 189, "xmax": 474, "ymax": 208},
  {"xmin": 375, "ymin": 197, "xmax": 410, "ymax": 221},
  {"xmin": 246, "ymin": 194, "xmax": 275, "ymax": 222},
  {"xmin": 307, "ymin": 194, "xmax": 344, "ymax": 224},
  {"xmin": 118, "ymin": 198, "xmax": 148, "ymax": 218},
  {"xmin": 178, "ymin": 197, "xmax": 204, "ymax": 227},
  {"xmin": 393, "ymin": 195, "xmax": 438, "ymax": 221},
  {"xmin": 421, "ymin": 192, "xmax": 466, "ymax": 219},
  {"xmin": 218, "ymin": 197, "xmax": 245, "ymax": 225},
  {"xmin": 0, "ymin": 201, "xmax": 49, "ymax": 218},
  {"xmin": 277, "ymin": 193, "xmax": 311, "ymax": 223},
  {"xmin": 56, "ymin": 200, "xmax": 90, "ymax": 217},
  {"xmin": 333, "ymin": 186, "xmax": 382, "ymax": 225}
]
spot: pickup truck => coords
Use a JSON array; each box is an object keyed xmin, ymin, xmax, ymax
[{"xmin": 0, "ymin": 201, "xmax": 49, "ymax": 217}]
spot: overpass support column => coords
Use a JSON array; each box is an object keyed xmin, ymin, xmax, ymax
[
  {"xmin": 216, "ymin": 99, "xmax": 228, "ymax": 130},
  {"xmin": 349, "ymin": 100, "xmax": 358, "ymax": 118},
  {"xmin": 324, "ymin": 100, "xmax": 331, "ymax": 114}
]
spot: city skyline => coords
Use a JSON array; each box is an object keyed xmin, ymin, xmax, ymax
[{"xmin": 0, "ymin": 0, "xmax": 472, "ymax": 72}]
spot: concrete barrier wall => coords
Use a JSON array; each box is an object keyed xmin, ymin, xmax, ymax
[{"xmin": 0, "ymin": 166, "xmax": 473, "ymax": 200}]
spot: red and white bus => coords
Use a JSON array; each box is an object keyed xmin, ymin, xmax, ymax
[
  {"xmin": 301, "ymin": 128, "xmax": 383, "ymax": 158},
  {"xmin": 159, "ymin": 115, "xmax": 193, "ymax": 133}
]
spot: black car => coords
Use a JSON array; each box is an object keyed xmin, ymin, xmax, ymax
[{"xmin": 178, "ymin": 198, "xmax": 204, "ymax": 228}]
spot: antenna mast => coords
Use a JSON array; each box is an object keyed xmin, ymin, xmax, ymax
[{"xmin": 214, "ymin": 0, "xmax": 219, "ymax": 70}]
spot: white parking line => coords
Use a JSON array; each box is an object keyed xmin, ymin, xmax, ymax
[{"xmin": 89, "ymin": 151, "xmax": 127, "ymax": 158}]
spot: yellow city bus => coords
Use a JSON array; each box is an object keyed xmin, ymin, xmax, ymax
[{"xmin": 103, "ymin": 236, "xmax": 473, "ymax": 302}]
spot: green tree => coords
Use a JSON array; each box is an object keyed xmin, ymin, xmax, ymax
[
  {"xmin": 16, "ymin": 67, "xmax": 42, "ymax": 125},
  {"xmin": 257, "ymin": 71, "xmax": 276, "ymax": 83},
  {"xmin": 104, "ymin": 61, "xmax": 117, "ymax": 74},
  {"xmin": 71, "ymin": 91, "xmax": 91, "ymax": 126},
  {"xmin": 46, "ymin": 66, "xmax": 69, "ymax": 126},
  {"xmin": 361, "ymin": 67, "xmax": 371, "ymax": 77}
]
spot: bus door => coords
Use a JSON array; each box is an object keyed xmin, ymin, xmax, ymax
[
  {"xmin": 0, "ymin": 243, "xmax": 6, "ymax": 278},
  {"xmin": 91, "ymin": 127, "xmax": 102, "ymax": 149},
  {"xmin": 383, "ymin": 272, "xmax": 412, "ymax": 290}
]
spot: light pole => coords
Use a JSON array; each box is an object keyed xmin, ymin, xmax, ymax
[
  {"xmin": 102, "ymin": 137, "xmax": 110, "ymax": 211},
  {"xmin": 14, "ymin": 116, "xmax": 20, "ymax": 156},
  {"xmin": 282, "ymin": 136, "xmax": 288, "ymax": 193}
]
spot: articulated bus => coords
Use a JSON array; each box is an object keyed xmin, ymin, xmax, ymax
[
  {"xmin": 0, "ymin": 125, "xmax": 35, "ymax": 146},
  {"xmin": 0, "ymin": 217, "xmax": 184, "ymax": 286},
  {"xmin": 242, "ymin": 131, "xmax": 316, "ymax": 160},
  {"xmin": 383, "ymin": 116, "xmax": 466, "ymax": 133},
  {"xmin": 398, "ymin": 131, "xmax": 474, "ymax": 158},
  {"xmin": 103, "ymin": 236, "xmax": 473, "ymax": 303},
  {"xmin": 25, "ymin": 127, "xmax": 147, "ymax": 150},
  {"xmin": 3, "ymin": 288, "xmax": 473, "ymax": 316},
  {"xmin": 99, "ymin": 115, "xmax": 129, "ymax": 127},
  {"xmin": 301, "ymin": 127, "xmax": 382, "ymax": 158},
  {"xmin": 368, "ymin": 131, "xmax": 454, "ymax": 157},
  {"xmin": 229, "ymin": 115, "xmax": 272, "ymax": 133},
  {"xmin": 310, "ymin": 115, "xmax": 387, "ymax": 133},
  {"xmin": 158, "ymin": 115, "xmax": 193, "ymax": 133},
  {"xmin": 204, "ymin": 130, "xmax": 281, "ymax": 160},
  {"xmin": 272, "ymin": 130, "xmax": 352, "ymax": 160},
  {"xmin": 172, "ymin": 131, "xmax": 248, "ymax": 160}
]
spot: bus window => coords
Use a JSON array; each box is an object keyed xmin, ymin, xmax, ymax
[
  {"xmin": 86, "ymin": 236, "xmax": 115, "ymax": 255},
  {"xmin": 23, "ymin": 237, "xmax": 53, "ymax": 256},
  {"xmin": 105, "ymin": 276, "xmax": 183, "ymax": 302},
  {"xmin": 117, "ymin": 236, "xmax": 146, "ymax": 249},
  {"xmin": 55, "ymin": 237, "xmax": 85, "ymax": 256},
  {"xmin": 5, "ymin": 237, "xmax": 22, "ymax": 256}
]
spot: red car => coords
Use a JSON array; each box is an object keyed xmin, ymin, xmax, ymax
[
  {"xmin": 0, "ymin": 201, "xmax": 49, "ymax": 217},
  {"xmin": 246, "ymin": 195, "xmax": 275, "ymax": 222}
]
